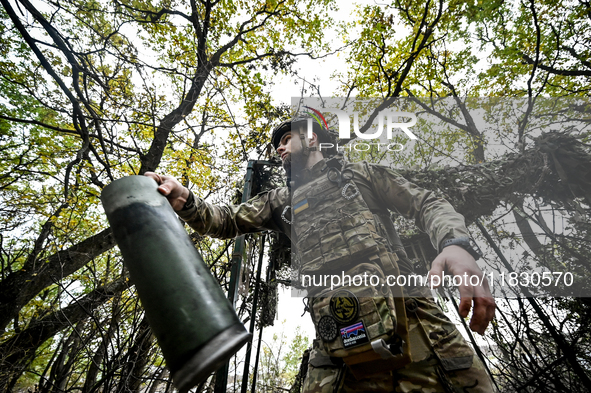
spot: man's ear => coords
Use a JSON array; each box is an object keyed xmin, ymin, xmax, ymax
[{"xmin": 308, "ymin": 132, "xmax": 319, "ymax": 147}]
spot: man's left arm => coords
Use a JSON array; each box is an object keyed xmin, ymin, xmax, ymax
[{"xmin": 367, "ymin": 164, "xmax": 496, "ymax": 335}]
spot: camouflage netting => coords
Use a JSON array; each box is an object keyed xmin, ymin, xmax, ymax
[
  {"xmin": 268, "ymin": 231, "xmax": 291, "ymax": 271},
  {"xmin": 399, "ymin": 131, "xmax": 591, "ymax": 222},
  {"xmin": 257, "ymin": 279, "xmax": 278, "ymax": 328}
]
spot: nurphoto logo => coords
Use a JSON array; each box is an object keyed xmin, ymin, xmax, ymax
[{"xmin": 303, "ymin": 106, "xmax": 417, "ymax": 152}]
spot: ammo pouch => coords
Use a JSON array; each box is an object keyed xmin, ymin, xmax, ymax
[{"xmin": 310, "ymin": 260, "xmax": 412, "ymax": 380}]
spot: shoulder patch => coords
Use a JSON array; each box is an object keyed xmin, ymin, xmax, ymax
[
  {"xmin": 317, "ymin": 316, "xmax": 338, "ymax": 342},
  {"xmin": 340, "ymin": 321, "xmax": 369, "ymax": 348},
  {"xmin": 329, "ymin": 289, "xmax": 359, "ymax": 324},
  {"xmin": 294, "ymin": 198, "xmax": 309, "ymax": 214}
]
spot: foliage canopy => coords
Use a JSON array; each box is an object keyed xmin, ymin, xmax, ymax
[{"xmin": 0, "ymin": 0, "xmax": 590, "ymax": 391}]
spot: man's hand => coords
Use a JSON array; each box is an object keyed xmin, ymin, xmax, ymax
[
  {"xmin": 429, "ymin": 245, "xmax": 496, "ymax": 335},
  {"xmin": 144, "ymin": 172, "xmax": 190, "ymax": 212}
]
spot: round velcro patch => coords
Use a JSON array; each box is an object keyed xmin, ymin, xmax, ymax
[
  {"xmin": 329, "ymin": 289, "xmax": 360, "ymax": 324},
  {"xmin": 317, "ymin": 316, "xmax": 338, "ymax": 342}
]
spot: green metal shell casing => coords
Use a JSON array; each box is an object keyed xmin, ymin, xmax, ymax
[{"xmin": 101, "ymin": 176, "xmax": 250, "ymax": 393}]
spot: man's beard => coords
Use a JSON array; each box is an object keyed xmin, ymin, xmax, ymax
[
  {"xmin": 282, "ymin": 153, "xmax": 291, "ymax": 174},
  {"xmin": 282, "ymin": 151, "xmax": 306, "ymax": 176}
]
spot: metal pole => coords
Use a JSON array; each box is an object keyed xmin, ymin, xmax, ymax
[
  {"xmin": 252, "ymin": 255, "xmax": 276, "ymax": 393},
  {"xmin": 228, "ymin": 160, "xmax": 256, "ymax": 307},
  {"xmin": 241, "ymin": 235, "xmax": 266, "ymax": 393},
  {"xmin": 215, "ymin": 161, "xmax": 256, "ymax": 393},
  {"xmin": 251, "ymin": 324, "xmax": 265, "ymax": 393}
]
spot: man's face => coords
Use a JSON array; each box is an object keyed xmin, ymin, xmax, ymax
[
  {"xmin": 276, "ymin": 131, "xmax": 301, "ymax": 173},
  {"xmin": 276, "ymin": 126, "xmax": 318, "ymax": 173},
  {"xmin": 276, "ymin": 131, "xmax": 293, "ymax": 161}
]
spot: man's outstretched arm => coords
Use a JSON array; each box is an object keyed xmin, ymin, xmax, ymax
[{"xmin": 144, "ymin": 172, "xmax": 289, "ymax": 239}]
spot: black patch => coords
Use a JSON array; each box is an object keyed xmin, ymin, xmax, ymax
[
  {"xmin": 317, "ymin": 316, "xmax": 338, "ymax": 342},
  {"xmin": 329, "ymin": 289, "xmax": 359, "ymax": 324}
]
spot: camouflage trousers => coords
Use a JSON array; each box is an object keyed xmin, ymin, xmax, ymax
[{"xmin": 301, "ymin": 296, "xmax": 495, "ymax": 393}]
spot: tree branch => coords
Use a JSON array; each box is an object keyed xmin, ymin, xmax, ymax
[{"xmin": 0, "ymin": 228, "xmax": 115, "ymax": 333}]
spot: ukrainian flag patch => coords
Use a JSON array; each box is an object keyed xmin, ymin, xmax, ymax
[{"xmin": 294, "ymin": 199, "xmax": 309, "ymax": 214}]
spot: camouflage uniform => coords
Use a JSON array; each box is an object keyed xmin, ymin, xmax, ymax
[{"xmin": 178, "ymin": 159, "xmax": 495, "ymax": 392}]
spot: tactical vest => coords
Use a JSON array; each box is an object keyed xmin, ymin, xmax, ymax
[{"xmin": 290, "ymin": 159, "xmax": 412, "ymax": 378}]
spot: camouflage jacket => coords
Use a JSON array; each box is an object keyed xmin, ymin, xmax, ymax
[{"xmin": 177, "ymin": 159, "xmax": 469, "ymax": 256}]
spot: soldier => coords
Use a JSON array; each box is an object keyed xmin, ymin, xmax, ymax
[{"xmin": 145, "ymin": 118, "xmax": 496, "ymax": 392}]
